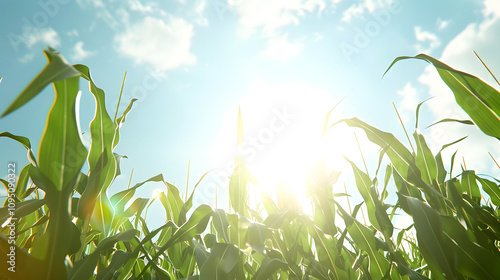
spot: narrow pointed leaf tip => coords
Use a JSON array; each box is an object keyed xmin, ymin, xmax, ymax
[
  {"xmin": 1, "ymin": 47, "xmax": 81, "ymax": 118},
  {"xmin": 385, "ymin": 53, "xmax": 500, "ymax": 140}
]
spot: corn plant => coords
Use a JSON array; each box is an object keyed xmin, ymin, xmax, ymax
[{"xmin": 2, "ymin": 47, "xmax": 500, "ymax": 280}]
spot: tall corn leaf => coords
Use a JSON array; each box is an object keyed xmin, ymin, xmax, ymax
[
  {"xmin": 37, "ymin": 76, "xmax": 87, "ymax": 192},
  {"xmin": 413, "ymin": 131, "xmax": 437, "ymax": 185},
  {"xmin": 476, "ymin": 176, "xmax": 500, "ymax": 207},
  {"xmin": 335, "ymin": 118, "xmax": 417, "ymax": 180},
  {"xmin": 460, "ymin": 170, "xmax": 481, "ymax": 203},
  {"xmin": 339, "ymin": 206, "xmax": 390, "ymax": 280},
  {"xmin": 229, "ymin": 108, "xmax": 251, "ymax": 217},
  {"xmin": 252, "ymin": 258, "xmax": 288, "ymax": 280},
  {"xmin": 199, "ymin": 243, "xmax": 241, "ymax": 280},
  {"xmin": 441, "ymin": 216, "xmax": 500, "ymax": 279},
  {"xmin": 13, "ymin": 53, "xmax": 87, "ymax": 279},
  {"xmin": 137, "ymin": 204, "xmax": 213, "ymax": 278},
  {"xmin": 69, "ymin": 229, "xmax": 138, "ymax": 280},
  {"xmin": 386, "ymin": 54, "xmax": 500, "ymax": 140},
  {"xmin": 346, "ymin": 158, "xmax": 393, "ymax": 237},
  {"xmin": 403, "ymin": 195, "xmax": 455, "ymax": 279},
  {"xmin": 1, "ymin": 47, "xmax": 81, "ymax": 117}
]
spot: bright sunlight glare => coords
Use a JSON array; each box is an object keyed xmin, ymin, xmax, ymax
[
  {"xmin": 209, "ymin": 79, "xmax": 367, "ymax": 210},
  {"xmin": 152, "ymin": 188, "xmax": 164, "ymax": 198}
]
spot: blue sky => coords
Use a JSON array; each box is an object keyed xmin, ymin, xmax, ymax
[{"xmin": 2, "ymin": 0, "xmax": 500, "ymax": 228}]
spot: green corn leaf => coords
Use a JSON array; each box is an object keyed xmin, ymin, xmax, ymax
[
  {"xmin": 137, "ymin": 204, "xmax": 212, "ymax": 278},
  {"xmin": 441, "ymin": 215, "xmax": 500, "ymax": 279},
  {"xmin": 112, "ymin": 98, "xmax": 138, "ymax": 149},
  {"xmin": 14, "ymin": 164, "xmax": 31, "ymax": 200},
  {"xmin": 95, "ymin": 250, "xmax": 130, "ymax": 280},
  {"xmin": 193, "ymin": 239, "xmax": 210, "ymax": 268},
  {"xmin": 300, "ymin": 215, "xmax": 346, "ymax": 279},
  {"xmin": 0, "ymin": 132, "xmax": 31, "ymax": 150},
  {"xmin": 1, "ymin": 47, "xmax": 81, "ymax": 118},
  {"xmin": 345, "ymin": 219, "xmax": 390, "ymax": 279},
  {"xmin": 37, "ymin": 76, "xmax": 87, "ymax": 192},
  {"xmin": 0, "ymin": 235, "xmax": 46, "ymax": 280},
  {"xmin": 77, "ymin": 151, "xmax": 108, "ymax": 223},
  {"xmin": 89, "ymin": 192, "xmax": 115, "ymax": 236},
  {"xmin": 212, "ymin": 209, "xmax": 230, "ymax": 243},
  {"xmin": 253, "ymin": 258, "xmax": 288, "ymax": 280},
  {"xmin": 345, "ymin": 157, "xmax": 393, "ymax": 237},
  {"xmin": 460, "ymin": 170, "xmax": 481, "ymax": 203},
  {"xmin": 0, "ymin": 199, "xmax": 46, "ymax": 225},
  {"xmin": 74, "ymin": 64, "xmax": 117, "ymax": 193},
  {"xmin": 261, "ymin": 192, "xmax": 279, "ymax": 215},
  {"xmin": 336, "ymin": 118, "xmax": 420, "ymax": 183},
  {"xmin": 476, "ymin": 176, "xmax": 500, "ymax": 207},
  {"xmin": 179, "ymin": 171, "xmax": 210, "ymax": 225},
  {"xmin": 415, "ymin": 97, "xmax": 433, "ymax": 129},
  {"xmin": 403, "ymin": 195, "xmax": 455, "ymax": 279},
  {"xmin": 427, "ymin": 118, "xmax": 474, "ymax": 128},
  {"xmin": 111, "ymin": 198, "xmax": 149, "ymax": 233},
  {"xmin": 199, "ymin": 243, "xmax": 240, "ymax": 280},
  {"xmin": 229, "ymin": 155, "xmax": 250, "ymax": 217},
  {"xmin": 69, "ymin": 229, "xmax": 138, "ymax": 280},
  {"xmin": 180, "ymin": 244, "xmax": 197, "ymax": 277},
  {"xmin": 110, "ymin": 174, "xmax": 165, "ymax": 212},
  {"xmin": 308, "ymin": 159, "xmax": 337, "ymax": 236},
  {"xmin": 413, "ymin": 131, "xmax": 437, "ymax": 185},
  {"xmin": 160, "ymin": 181, "xmax": 184, "ymax": 225},
  {"xmin": 386, "ymin": 54, "xmax": 500, "ymax": 140}
]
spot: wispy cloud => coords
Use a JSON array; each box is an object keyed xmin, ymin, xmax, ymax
[
  {"xmin": 436, "ymin": 18, "xmax": 449, "ymax": 30},
  {"xmin": 18, "ymin": 53, "xmax": 35, "ymax": 64},
  {"xmin": 128, "ymin": 0, "xmax": 154, "ymax": 13},
  {"xmin": 261, "ymin": 34, "xmax": 303, "ymax": 61},
  {"xmin": 228, "ymin": 0, "xmax": 325, "ymax": 37},
  {"xmin": 396, "ymin": 82, "xmax": 419, "ymax": 124},
  {"xmin": 341, "ymin": 0, "xmax": 394, "ymax": 22},
  {"xmin": 26, "ymin": 28, "xmax": 60, "ymax": 49},
  {"xmin": 414, "ymin": 26, "xmax": 440, "ymax": 54},
  {"xmin": 115, "ymin": 16, "xmax": 196, "ymax": 71},
  {"xmin": 71, "ymin": 41, "xmax": 96, "ymax": 61}
]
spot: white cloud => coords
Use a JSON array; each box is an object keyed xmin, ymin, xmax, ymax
[
  {"xmin": 193, "ymin": 0, "xmax": 209, "ymax": 26},
  {"xmin": 115, "ymin": 16, "xmax": 196, "ymax": 71},
  {"xmin": 26, "ymin": 28, "xmax": 60, "ymax": 48},
  {"xmin": 76, "ymin": 0, "xmax": 119, "ymax": 28},
  {"xmin": 483, "ymin": 0, "xmax": 500, "ymax": 18},
  {"xmin": 128, "ymin": 0, "xmax": 154, "ymax": 13},
  {"xmin": 437, "ymin": 18, "xmax": 449, "ymax": 30},
  {"xmin": 18, "ymin": 53, "xmax": 35, "ymax": 64},
  {"xmin": 228, "ymin": 0, "xmax": 325, "ymax": 37},
  {"xmin": 341, "ymin": 4, "xmax": 364, "ymax": 22},
  {"xmin": 415, "ymin": 0, "xmax": 500, "ymax": 176},
  {"xmin": 67, "ymin": 29, "xmax": 79, "ymax": 37},
  {"xmin": 341, "ymin": 0, "xmax": 393, "ymax": 22},
  {"xmin": 414, "ymin": 26, "xmax": 440, "ymax": 54},
  {"xmin": 396, "ymin": 82, "xmax": 418, "ymax": 123},
  {"xmin": 71, "ymin": 41, "xmax": 96, "ymax": 61},
  {"xmin": 261, "ymin": 34, "xmax": 303, "ymax": 61}
]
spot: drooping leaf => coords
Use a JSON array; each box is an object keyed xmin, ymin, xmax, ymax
[
  {"xmin": 199, "ymin": 243, "xmax": 240, "ymax": 280},
  {"xmin": 69, "ymin": 229, "xmax": 138, "ymax": 280},
  {"xmin": 1, "ymin": 47, "xmax": 81, "ymax": 117},
  {"xmin": 403, "ymin": 195, "xmax": 454, "ymax": 279},
  {"xmin": 386, "ymin": 54, "xmax": 500, "ymax": 140},
  {"xmin": 441, "ymin": 216, "xmax": 500, "ymax": 279}
]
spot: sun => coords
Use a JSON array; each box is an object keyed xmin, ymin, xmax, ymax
[{"xmin": 209, "ymin": 79, "xmax": 363, "ymax": 211}]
